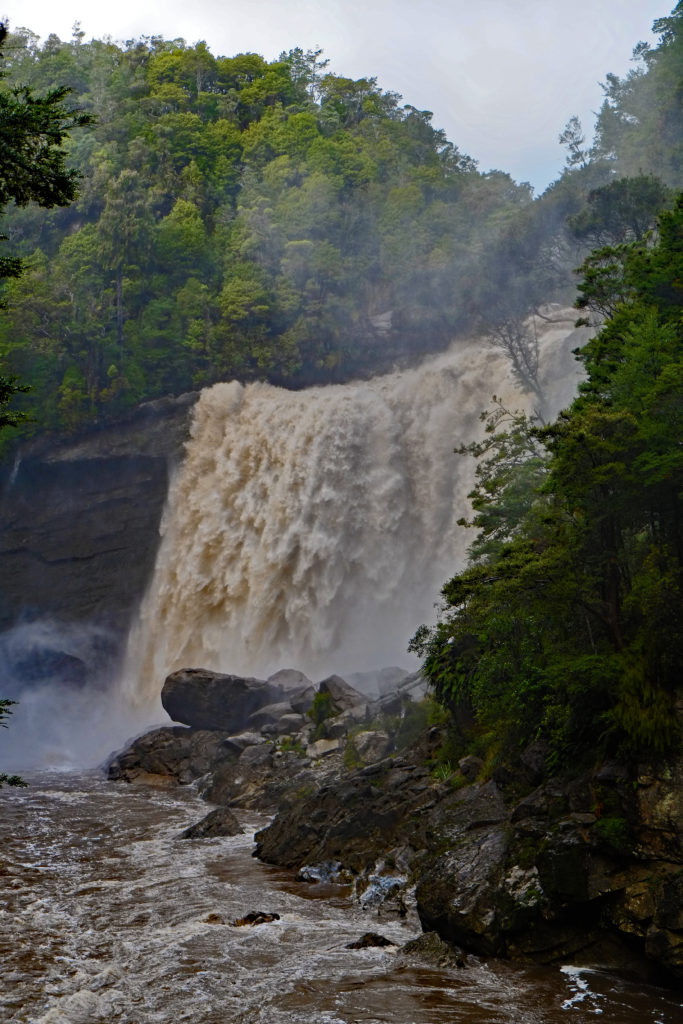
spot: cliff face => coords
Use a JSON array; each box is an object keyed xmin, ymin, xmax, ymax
[{"xmin": 0, "ymin": 395, "xmax": 195, "ymax": 677}]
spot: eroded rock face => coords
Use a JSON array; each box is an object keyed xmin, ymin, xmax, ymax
[
  {"xmin": 255, "ymin": 753, "xmax": 440, "ymax": 873},
  {"xmin": 0, "ymin": 394, "xmax": 195, "ymax": 635},
  {"xmin": 162, "ymin": 669, "xmax": 284, "ymax": 732},
  {"xmin": 107, "ymin": 726, "xmax": 235, "ymax": 785}
]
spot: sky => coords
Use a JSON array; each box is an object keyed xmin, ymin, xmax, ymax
[{"xmin": 0, "ymin": 0, "xmax": 670, "ymax": 193}]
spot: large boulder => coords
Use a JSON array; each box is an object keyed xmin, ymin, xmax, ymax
[
  {"xmin": 317, "ymin": 674, "xmax": 366, "ymax": 715},
  {"xmin": 106, "ymin": 726, "xmax": 235, "ymax": 784},
  {"xmin": 162, "ymin": 668, "xmax": 283, "ymax": 732}
]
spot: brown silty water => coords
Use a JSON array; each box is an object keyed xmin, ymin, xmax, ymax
[{"xmin": 1, "ymin": 772, "xmax": 681, "ymax": 1024}]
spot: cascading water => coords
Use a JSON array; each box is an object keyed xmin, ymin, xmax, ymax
[{"xmin": 123, "ymin": 309, "xmax": 586, "ymax": 709}]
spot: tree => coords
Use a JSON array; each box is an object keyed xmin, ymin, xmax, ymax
[
  {"xmin": 0, "ymin": 21, "xmax": 94, "ymax": 427},
  {"xmin": 0, "ymin": 698, "xmax": 26, "ymax": 787},
  {"xmin": 0, "ymin": 20, "xmax": 93, "ymax": 782},
  {"xmin": 412, "ymin": 196, "xmax": 683, "ymax": 767},
  {"xmin": 0, "ymin": 24, "xmax": 93, "ymax": 273},
  {"xmin": 0, "ymin": 373, "xmax": 30, "ymax": 428},
  {"xmin": 559, "ymin": 115, "xmax": 588, "ymax": 169}
]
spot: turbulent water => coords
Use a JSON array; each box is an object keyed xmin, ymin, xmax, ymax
[
  {"xmin": 1, "ymin": 772, "xmax": 681, "ymax": 1024},
  {"xmin": 124, "ymin": 310, "xmax": 586, "ymax": 708}
]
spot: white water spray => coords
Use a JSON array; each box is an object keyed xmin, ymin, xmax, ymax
[{"xmin": 123, "ymin": 311, "xmax": 587, "ymax": 706}]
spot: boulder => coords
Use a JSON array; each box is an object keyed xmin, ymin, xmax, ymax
[
  {"xmin": 107, "ymin": 726, "xmax": 235, "ymax": 784},
  {"xmin": 222, "ymin": 731, "xmax": 267, "ymax": 755},
  {"xmin": 401, "ymin": 931, "xmax": 466, "ymax": 969},
  {"xmin": 307, "ymin": 737, "xmax": 342, "ymax": 758},
  {"xmin": 277, "ymin": 713, "xmax": 306, "ymax": 734},
  {"xmin": 346, "ymin": 932, "xmax": 395, "ymax": 949},
  {"xmin": 289, "ymin": 685, "xmax": 317, "ymax": 716},
  {"xmin": 255, "ymin": 755, "xmax": 436, "ymax": 872},
  {"xmin": 182, "ymin": 806, "xmax": 243, "ymax": 838},
  {"xmin": 353, "ymin": 730, "xmax": 391, "ymax": 765},
  {"xmin": 162, "ymin": 668, "xmax": 283, "ymax": 732},
  {"xmin": 458, "ymin": 754, "xmax": 484, "ymax": 782},
  {"xmin": 230, "ymin": 912, "xmax": 280, "ymax": 927},
  {"xmin": 267, "ymin": 669, "xmax": 316, "ymax": 715},
  {"xmin": 267, "ymin": 668, "xmax": 312, "ymax": 690},
  {"xmin": 317, "ymin": 674, "xmax": 366, "ymax": 714},
  {"xmin": 247, "ymin": 701, "xmax": 297, "ymax": 734}
]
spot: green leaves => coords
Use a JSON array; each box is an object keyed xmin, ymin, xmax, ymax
[{"xmin": 418, "ymin": 197, "xmax": 683, "ymax": 765}]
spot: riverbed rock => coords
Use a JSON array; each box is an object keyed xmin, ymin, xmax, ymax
[
  {"xmin": 346, "ymin": 932, "xmax": 395, "ymax": 949},
  {"xmin": 401, "ymin": 931, "xmax": 466, "ymax": 969},
  {"xmin": 306, "ymin": 737, "xmax": 343, "ymax": 758},
  {"xmin": 162, "ymin": 668, "xmax": 284, "ymax": 732},
  {"xmin": 230, "ymin": 912, "xmax": 280, "ymax": 926},
  {"xmin": 255, "ymin": 753, "xmax": 438, "ymax": 873},
  {"xmin": 107, "ymin": 726, "xmax": 235, "ymax": 785},
  {"xmin": 181, "ymin": 806, "xmax": 243, "ymax": 838},
  {"xmin": 108, "ymin": 669, "xmax": 683, "ymax": 985}
]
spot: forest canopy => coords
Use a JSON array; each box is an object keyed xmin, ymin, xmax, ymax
[{"xmin": 1, "ymin": 4, "xmax": 681, "ymax": 440}]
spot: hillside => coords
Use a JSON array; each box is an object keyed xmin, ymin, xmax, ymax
[{"xmin": 0, "ymin": 5, "xmax": 681, "ymax": 440}]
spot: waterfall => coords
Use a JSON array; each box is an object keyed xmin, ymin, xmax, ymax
[{"xmin": 123, "ymin": 310, "xmax": 587, "ymax": 706}]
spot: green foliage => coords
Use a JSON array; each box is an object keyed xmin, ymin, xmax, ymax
[
  {"xmin": 278, "ymin": 735, "xmax": 306, "ymax": 757},
  {"xmin": 414, "ymin": 195, "xmax": 683, "ymax": 767},
  {"xmin": 0, "ymin": 373, "xmax": 30, "ymax": 428},
  {"xmin": 0, "ymin": 22, "xmax": 93, "ymax": 282},
  {"xmin": 0, "ymin": 25, "xmax": 560, "ymax": 437},
  {"xmin": 307, "ymin": 689, "xmax": 335, "ymax": 738},
  {"xmin": 342, "ymin": 734, "xmax": 362, "ymax": 771},
  {"xmin": 0, "ymin": 698, "xmax": 27, "ymax": 786},
  {"xmin": 3, "ymin": 10, "xmax": 683, "ymax": 436},
  {"xmin": 593, "ymin": 815, "xmax": 632, "ymax": 855},
  {"xmin": 568, "ymin": 176, "xmax": 673, "ymax": 248}
]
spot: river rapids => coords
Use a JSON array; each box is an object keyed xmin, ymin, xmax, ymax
[{"xmin": 1, "ymin": 773, "xmax": 681, "ymax": 1024}]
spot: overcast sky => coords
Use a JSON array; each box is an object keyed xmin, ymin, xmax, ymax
[{"xmin": 1, "ymin": 0, "xmax": 669, "ymax": 192}]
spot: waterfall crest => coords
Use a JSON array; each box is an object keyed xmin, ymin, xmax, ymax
[{"xmin": 123, "ymin": 311, "xmax": 586, "ymax": 705}]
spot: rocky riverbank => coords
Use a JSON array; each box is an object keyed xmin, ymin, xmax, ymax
[{"xmin": 108, "ymin": 666, "xmax": 683, "ymax": 986}]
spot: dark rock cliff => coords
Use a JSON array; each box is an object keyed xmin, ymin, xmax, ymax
[{"xmin": 0, "ymin": 395, "xmax": 195, "ymax": 684}]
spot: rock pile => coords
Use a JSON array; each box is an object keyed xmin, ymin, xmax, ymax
[{"xmin": 107, "ymin": 664, "xmax": 683, "ymax": 985}]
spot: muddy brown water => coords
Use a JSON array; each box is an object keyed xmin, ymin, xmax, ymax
[{"xmin": 1, "ymin": 772, "xmax": 681, "ymax": 1024}]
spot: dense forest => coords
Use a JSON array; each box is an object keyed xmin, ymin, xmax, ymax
[
  {"xmin": 411, "ymin": 191, "xmax": 683, "ymax": 766},
  {"xmin": 0, "ymin": 4, "xmax": 681, "ymax": 440},
  {"xmin": 405, "ymin": 4, "xmax": 683, "ymax": 769}
]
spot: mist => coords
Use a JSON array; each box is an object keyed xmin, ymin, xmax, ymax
[{"xmin": 0, "ymin": 619, "xmax": 163, "ymax": 771}]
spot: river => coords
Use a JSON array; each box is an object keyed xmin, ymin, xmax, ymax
[{"xmin": 1, "ymin": 771, "xmax": 681, "ymax": 1024}]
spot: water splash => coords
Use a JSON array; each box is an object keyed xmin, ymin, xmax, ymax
[{"xmin": 123, "ymin": 311, "xmax": 586, "ymax": 706}]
